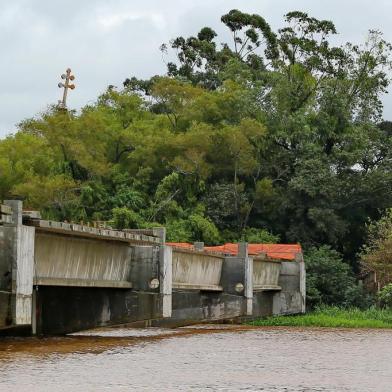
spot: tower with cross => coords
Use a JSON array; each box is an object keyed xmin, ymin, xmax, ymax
[{"xmin": 58, "ymin": 68, "xmax": 75, "ymax": 109}]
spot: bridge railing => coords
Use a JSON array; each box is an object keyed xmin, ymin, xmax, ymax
[
  {"xmin": 34, "ymin": 231, "xmax": 134, "ymax": 288},
  {"xmin": 26, "ymin": 219, "xmax": 162, "ymax": 245},
  {"xmin": 172, "ymin": 248, "xmax": 224, "ymax": 291},
  {"xmin": 252, "ymin": 255, "xmax": 282, "ymax": 291}
]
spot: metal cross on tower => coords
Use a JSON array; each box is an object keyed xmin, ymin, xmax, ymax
[{"xmin": 58, "ymin": 68, "xmax": 75, "ymax": 109}]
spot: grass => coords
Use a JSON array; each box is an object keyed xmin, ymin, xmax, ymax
[{"xmin": 248, "ymin": 306, "xmax": 392, "ymax": 329}]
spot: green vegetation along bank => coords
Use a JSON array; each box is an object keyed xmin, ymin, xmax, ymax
[{"xmin": 248, "ymin": 307, "xmax": 392, "ymax": 329}]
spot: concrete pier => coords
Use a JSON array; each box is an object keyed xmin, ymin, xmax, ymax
[
  {"xmin": 0, "ymin": 201, "xmax": 35, "ymax": 332},
  {"xmin": 158, "ymin": 244, "xmax": 251, "ymax": 327}
]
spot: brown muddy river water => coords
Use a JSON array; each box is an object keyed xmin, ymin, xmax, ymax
[{"xmin": 0, "ymin": 325, "xmax": 391, "ymax": 391}]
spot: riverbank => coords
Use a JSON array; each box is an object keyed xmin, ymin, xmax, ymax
[{"xmin": 248, "ymin": 306, "xmax": 392, "ymax": 329}]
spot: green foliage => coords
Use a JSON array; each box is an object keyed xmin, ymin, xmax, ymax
[
  {"xmin": 111, "ymin": 207, "xmax": 142, "ymax": 230},
  {"xmin": 241, "ymin": 228, "xmax": 279, "ymax": 243},
  {"xmin": 249, "ymin": 306, "xmax": 392, "ymax": 329},
  {"xmin": 165, "ymin": 219, "xmax": 193, "ymax": 243},
  {"xmin": 378, "ymin": 283, "xmax": 392, "ymax": 308},
  {"xmin": 305, "ymin": 246, "xmax": 371, "ymax": 309},
  {"xmin": 361, "ymin": 209, "xmax": 392, "ymax": 286},
  {"xmin": 188, "ymin": 214, "xmax": 221, "ymax": 244},
  {"xmin": 166, "ymin": 214, "xmax": 221, "ymax": 245}
]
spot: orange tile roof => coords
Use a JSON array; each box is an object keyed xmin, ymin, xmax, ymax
[
  {"xmin": 166, "ymin": 243, "xmax": 302, "ymax": 261},
  {"xmin": 167, "ymin": 242, "xmax": 195, "ymax": 250}
]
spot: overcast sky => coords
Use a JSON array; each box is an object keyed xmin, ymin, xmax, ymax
[{"xmin": 1, "ymin": 0, "xmax": 392, "ymax": 138}]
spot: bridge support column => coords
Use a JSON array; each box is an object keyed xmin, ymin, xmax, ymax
[
  {"xmin": 273, "ymin": 256, "xmax": 304, "ymax": 315},
  {"xmin": 221, "ymin": 242, "xmax": 253, "ymax": 317},
  {"xmin": 297, "ymin": 253, "xmax": 306, "ymax": 313},
  {"xmin": 241, "ymin": 243, "xmax": 254, "ymax": 316},
  {"xmin": 159, "ymin": 245, "xmax": 172, "ymax": 318},
  {"xmin": 2, "ymin": 201, "xmax": 35, "ymax": 330}
]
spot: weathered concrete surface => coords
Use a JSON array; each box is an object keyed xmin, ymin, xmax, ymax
[
  {"xmin": 0, "ymin": 227, "xmax": 11, "ymax": 292},
  {"xmin": 0, "ymin": 201, "xmax": 35, "ymax": 328},
  {"xmin": 240, "ymin": 242, "xmax": 253, "ymax": 316},
  {"xmin": 159, "ymin": 245, "xmax": 252, "ymax": 327},
  {"xmin": 1, "ymin": 201, "xmax": 171, "ymax": 335},
  {"xmin": 220, "ymin": 257, "xmax": 249, "ymax": 296},
  {"xmin": 273, "ymin": 261, "xmax": 303, "ymax": 315},
  {"xmin": 130, "ymin": 246, "xmax": 159, "ymax": 291},
  {"xmin": 299, "ymin": 254, "xmax": 306, "ymax": 313},
  {"xmin": 32, "ymin": 240, "xmax": 170, "ymax": 334},
  {"xmin": 153, "ymin": 291, "xmax": 246, "ymax": 327},
  {"xmin": 28, "ymin": 219, "xmax": 162, "ymax": 245},
  {"xmin": 159, "ymin": 245, "xmax": 172, "ymax": 318},
  {"xmin": 5, "ymin": 200, "xmax": 21, "ymax": 225},
  {"xmin": 34, "ymin": 232, "xmax": 133, "ymax": 288},
  {"xmin": 251, "ymin": 258, "xmax": 285, "ymax": 319},
  {"xmin": 252, "ymin": 291, "xmax": 275, "ymax": 317},
  {"xmin": 0, "ymin": 226, "xmax": 12, "ymax": 328},
  {"xmin": 172, "ymin": 249, "xmax": 223, "ymax": 291},
  {"xmin": 35, "ymin": 286, "xmax": 162, "ymax": 335},
  {"xmin": 253, "ymin": 258, "xmax": 281, "ymax": 290},
  {"xmin": 0, "ymin": 203, "xmax": 13, "ymax": 225},
  {"xmin": 151, "ymin": 244, "xmax": 251, "ymax": 327},
  {"xmin": 12, "ymin": 225, "xmax": 35, "ymax": 325},
  {"xmin": 0, "ymin": 291, "xmax": 11, "ymax": 328}
]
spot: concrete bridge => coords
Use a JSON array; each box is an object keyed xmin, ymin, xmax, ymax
[{"xmin": 0, "ymin": 200, "xmax": 305, "ymax": 335}]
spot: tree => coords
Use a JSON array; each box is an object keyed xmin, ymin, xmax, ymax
[
  {"xmin": 305, "ymin": 246, "xmax": 370, "ymax": 309},
  {"xmin": 122, "ymin": 10, "xmax": 392, "ymax": 262},
  {"xmin": 377, "ymin": 283, "xmax": 392, "ymax": 308},
  {"xmin": 241, "ymin": 228, "xmax": 279, "ymax": 243},
  {"xmin": 111, "ymin": 207, "xmax": 142, "ymax": 230},
  {"xmin": 361, "ymin": 209, "xmax": 392, "ymax": 288}
]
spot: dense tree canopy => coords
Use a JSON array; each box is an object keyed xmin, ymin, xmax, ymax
[{"xmin": 1, "ymin": 10, "xmax": 392, "ymax": 280}]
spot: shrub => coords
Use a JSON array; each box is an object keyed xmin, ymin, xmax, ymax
[
  {"xmin": 165, "ymin": 214, "xmax": 221, "ymax": 244},
  {"xmin": 378, "ymin": 283, "xmax": 392, "ymax": 308},
  {"xmin": 361, "ymin": 209, "xmax": 392, "ymax": 287},
  {"xmin": 165, "ymin": 219, "xmax": 192, "ymax": 243},
  {"xmin": 111, "ymin": 207, "xmax": 142, "ymax": 229},
  {"xmin": 241, "ymin": 227, "xmax": 280, "ymax": 243},
  {"xmin": 188, "ymin": 214, "xmax": 221, "ymax": 244},
  {"xmin": 305, "ymin": 246, "xmax": 371, "ymax": 309}
]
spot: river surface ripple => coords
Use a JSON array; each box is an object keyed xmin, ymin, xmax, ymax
[{"xmin": 0, "ymin": 326, "xmax": 391, "ymax": 392}]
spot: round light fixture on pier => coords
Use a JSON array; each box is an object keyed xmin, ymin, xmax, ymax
[{"xmin": 149, "ymin": 278, "xmax": 160, "ymax": 289}]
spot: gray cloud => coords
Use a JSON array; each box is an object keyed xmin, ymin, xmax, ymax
[{"xmin": 1, "ymin": 0, "xmax": 392, "ymax": 138}]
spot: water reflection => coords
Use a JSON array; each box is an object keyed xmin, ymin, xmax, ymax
[{"xmin": 0, "ymin": 326, "xmax": 391, "ymax": 391}]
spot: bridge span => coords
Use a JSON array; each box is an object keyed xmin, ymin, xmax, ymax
[{"xmin": 0, "ymin": 200, "xmax": 305, "ymax": 335}]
